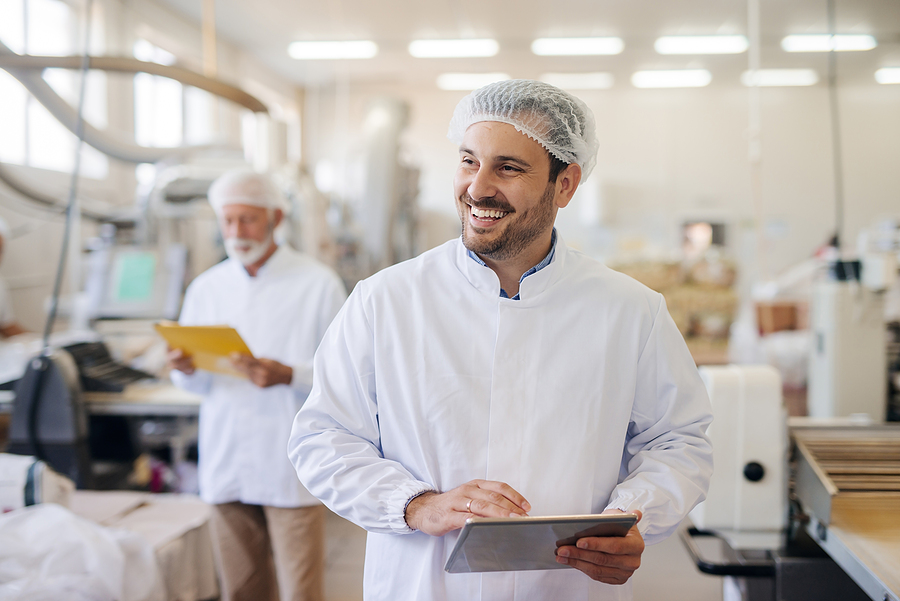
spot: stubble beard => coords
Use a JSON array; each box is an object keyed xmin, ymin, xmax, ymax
[{"xmin": 459, "ymin": 181, "xmax": 556, "ymax": 262}]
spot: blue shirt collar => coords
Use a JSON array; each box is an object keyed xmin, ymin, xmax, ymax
[{"xmin": 466, "ymin": 228, "xmax": 557, "ymax": 300}]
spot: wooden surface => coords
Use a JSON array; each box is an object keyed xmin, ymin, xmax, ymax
[
  {"xmin": 84, "ymin": 382, "xmax": 202, "ymax": 405},
  {"xmin": 831, "ymin": 494, "xmax": 900, "ymax": 596}
]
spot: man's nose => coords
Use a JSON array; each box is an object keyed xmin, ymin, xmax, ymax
[
  {"xmin": 225, "ymin": 222, "xmax": 248, "ymax": 239},
  {"xmin": 467, "ymin": 166, "xmax": 498, "ymax": 201}
]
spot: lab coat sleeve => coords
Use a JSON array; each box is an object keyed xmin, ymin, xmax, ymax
[
  {"xmin": 290, "ymin": 273, "xmax": 348, "ymax": 394},
  {"xmin": 288, "ymin": 283, "xmax": 434, "ymax": 535},
  {"xmin": 604, "ymin": 294, "xmax": 714, "ymax": 545}
]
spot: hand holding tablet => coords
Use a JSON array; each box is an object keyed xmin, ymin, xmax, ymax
[{"xmin": 445, "ymin": 512, "xmax": 640, "ymax": 574}]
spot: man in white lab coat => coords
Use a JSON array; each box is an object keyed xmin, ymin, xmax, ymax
[
  {"xmin": 168, "ymin": 170, "xmax": 346, "ymax": 601},
  {"xmin": 288, "ymin": 80, "xmax": 713, "ymax": 601},
  {"xmin": 0, "ymin": 217, "xmax": 27, "ymax": 338}
]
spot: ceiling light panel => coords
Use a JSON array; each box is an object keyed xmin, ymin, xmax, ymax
[
  {"xmin": 631, "ymin": 69, "xmax": 712, "ymax": 88},
  {"xmin": 288, "ymin": 40, "xmax": 378, "ymax": 60},
  {"xmin": 409, "ymin": 39, "xmax": 499, "ymax": 58},
  {"xmin": 781, "ymin": 34, "xmax": 877, "ymax": 52},
  {"xmin": 437, "ymin": 73, "xmax": 511, "ymax": 90},
  {"xmin": 531, "ymin": 37, "xmax": 624, "ymax": 56},
  {"xmin": 655, "ymin": 35, "xmax": 748, "ymax": 55},
  {"xmin": 540, "ymin": 72, "xmax": 614, "ymax": 90},
  {"xmin": 741, "ymin": 69, "xmax": 819, "ymax": 87},
  {"xmin": 875, "ymin": 68, "xmax": 900, "ymax": 84}
]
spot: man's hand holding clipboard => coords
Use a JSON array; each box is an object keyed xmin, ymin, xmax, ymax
[{"xmin": 157, "ymin": 322, "xmax": 292, "ymax": 387}]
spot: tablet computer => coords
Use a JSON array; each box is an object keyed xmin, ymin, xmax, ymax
[{"xmin": 444, "ymin": 513, "xmax": 638, "ymax": 574}]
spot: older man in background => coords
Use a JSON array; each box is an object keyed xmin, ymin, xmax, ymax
[
  {"xmin": 0, "ymin": 217, "xmax": 27, "ymax": 338},
  {"xmin": 167, "ymin": 170, "xmax": 346, "ymax": 601}
]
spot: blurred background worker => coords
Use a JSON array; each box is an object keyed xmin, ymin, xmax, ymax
[
  {"xmin": 167, "ymin": 170, "xmax": 347, "ymax": 601},
  {"xmin": 0, "ymin": 218, "xmax": 27, "ymax": 338}
]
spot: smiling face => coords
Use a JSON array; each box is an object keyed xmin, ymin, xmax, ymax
[{"xmin": 453, "ymin": 121, "xmax": 580, "ymax": 266}]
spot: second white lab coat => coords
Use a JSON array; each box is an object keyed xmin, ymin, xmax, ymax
[
  {"xmin": 172, "ymin": 246, "xmax": 346, "ymax": 507},
  {"xmin": 289, "ymin": 236, "xmax": 713, "ymax": 600}
]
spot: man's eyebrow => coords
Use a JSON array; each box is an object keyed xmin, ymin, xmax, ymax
[
  {"xmin": 495, "ymin": 155, "xmax": 532, "ymax": 169},
  {"xmin": 459, "ymin": 148, "xmax": 533, "ymax": 169}
]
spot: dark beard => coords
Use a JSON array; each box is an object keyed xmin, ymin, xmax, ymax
[{"xmin": 459, "ymin": 181, "xmax": 556, "ymax": 262}]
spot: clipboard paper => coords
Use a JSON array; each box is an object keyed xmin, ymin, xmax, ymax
[{"xmin": 155, "ymin": 322, "xmax": 253, "ymax": 378}]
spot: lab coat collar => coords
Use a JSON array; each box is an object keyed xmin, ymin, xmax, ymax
[{"xmin": 454, "ymin": 234, "xmax": 567, "ymax": 302}]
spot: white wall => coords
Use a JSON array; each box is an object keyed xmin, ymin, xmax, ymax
[{"xmin": 303, "ymin": 74, "xmax": 900, "ymax": 286}]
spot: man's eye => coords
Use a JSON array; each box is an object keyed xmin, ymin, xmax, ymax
[{"xmin": 501, "ymin": 165, "xmax": 521, "ymax": 172}]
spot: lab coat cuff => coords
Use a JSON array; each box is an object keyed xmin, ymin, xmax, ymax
[
  {"xmin": 604, "ymin": 494, "xmax": 649, "ymax": 535},
  {"xmin": 170, "ymin": 368, "xmax": 213, "ymax": 395},
  {"xmin": 389, "ymin": 481, "xmax": 436, "ymax": 534},
  {"xmin": 290, "ymin": 362, "xmax": 314, "ymax": 393}
]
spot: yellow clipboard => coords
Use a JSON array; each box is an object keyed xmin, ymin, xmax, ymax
[{"xmin": 155, "ymin": 321, "xmax": 253, "ymax": 379}]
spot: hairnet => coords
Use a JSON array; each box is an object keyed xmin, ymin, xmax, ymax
[
  {"xmin": 207, "ymin": 170, "xmax": 289, "ymax": 215},
  {"xmin": 447, "ymin": 79, "xmax": 599, "ymax": 181}
]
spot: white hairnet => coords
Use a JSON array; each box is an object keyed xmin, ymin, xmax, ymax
[
  {"xmin": 447, "ymin": 79, "xmax": 599, "ymax": 181},
  {"xmin": 207, "ymin": 170, "xmax": 289, "ymax": 215}
]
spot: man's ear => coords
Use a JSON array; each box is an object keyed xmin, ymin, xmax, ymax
[
  {"xmin": 555, "ymin": 163, "xmax": 582, "ymax": 209},
  {"xmin": 272, "ymin": 208, "xmax": 285, "ymax": 228}
]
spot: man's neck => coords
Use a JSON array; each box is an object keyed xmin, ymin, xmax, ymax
[
  {"xmin": 243, "ymin": 242, "xmax": 279, "ymax": 277},
  {"xmin": 477, "ymin": 233, "xmax": 553, "ymax": 298}
]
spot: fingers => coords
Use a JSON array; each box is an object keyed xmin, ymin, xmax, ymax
[
  {"xmin": 229, "ymin": 352, "xmax": 255, "ymax": 371},
  {"xmin": 556, "ymin": 554, "xmax": 637, "ymax": 585},
  {"xmin": 404, "ymin": 480, "xmax": 531, "ymax": 537},
  {"xmin": 555, "ymin": 522, "xmax": 644, "ymax": 584},
  {"xmin": 459, "ymin": 481, "xmax": 531, "ymax": 518},
  {"xmin": 166, "ymin": 348, "xmax": 195, "ymax": 373}
]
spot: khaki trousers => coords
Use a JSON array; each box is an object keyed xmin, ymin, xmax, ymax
[{"xmin": 209, "ymin": 502, "xmax": 325, "ymax": 601}]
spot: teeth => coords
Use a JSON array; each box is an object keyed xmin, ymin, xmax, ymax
[{"xmin": 472, "ymin": 207, "xmax": 507, "ymax": 219}]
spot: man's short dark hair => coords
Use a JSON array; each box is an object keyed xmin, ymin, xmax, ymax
[{"xmin": 549, "ymin": 154, "xmax": 569, "ymax": 183}]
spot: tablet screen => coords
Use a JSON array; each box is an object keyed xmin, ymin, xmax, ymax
[{"xmin": 444, "ymin": 513, "xmax": 638, "ymax": 573}]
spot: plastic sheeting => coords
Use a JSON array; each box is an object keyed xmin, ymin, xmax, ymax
[{"xmin": 0, "ymin": 503, "xmax": 165, "ymax": 601}]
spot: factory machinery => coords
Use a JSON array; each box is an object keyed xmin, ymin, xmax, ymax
[{"xmin": 685, "ymin": 365, "xmax": 900, "ymax": 601}]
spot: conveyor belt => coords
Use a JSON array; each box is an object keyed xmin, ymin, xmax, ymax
[{"xmin": 792, "ymin": 426, "xmax": 900, "ymax": 601}]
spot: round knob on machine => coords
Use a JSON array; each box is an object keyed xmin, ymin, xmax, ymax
[{"xmin": 743, "ymin": 461, "xmax": 765, "ymax": 482}]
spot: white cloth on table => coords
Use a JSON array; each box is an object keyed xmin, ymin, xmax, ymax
[
  {"xmin": 289, "ymin": 235, "xmax": 714, "ymax": 601},
  {"xmin": 0, "ymin": 503, "xmax": 164, "ymax": 601}
]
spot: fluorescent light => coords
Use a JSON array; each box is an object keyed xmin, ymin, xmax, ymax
[
  {"xmin": 781, "ymin": 34, "xmax": 877, "ymax": 52},
  {"xmin": 875, "ymin": 67, "xmax": 900, "ymax": 84},
  {"xmin": 288, "ymin": 40, "xmax": 378, "ymax": 60},
  {"xmin": 631, "ymin": 69, "xmax": 712, "ymax": 88},
  {"xmin": 531, "ymin": 37, "xmax": 624, "ymax": 56},
  {"xmin": 437, "ymin": 73, "xmax": 510, "ymax": 90},
  {"xmin": 741, "ymin": 69, "xmax": 819, "ymax": 87},
  {"xmin": 409, "ymin": 39, "xmax": 498, "ymax": 58},
  {"xmin": 540, "ymin": 72, "xmax": 614, "ymax": 90},
  {"xmin": 655, "ymin": 35, "xmax": 748, "ymax": 55}
]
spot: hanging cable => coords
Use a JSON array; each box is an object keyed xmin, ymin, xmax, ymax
[
  {"xmin": 41, "ymin": 0, "xmax": 94, "ymax": 351},
  {"xmin": 826, "ymin": 0, "xmax": 845, "ymax": 251},
  {"xmin": 27, "ymin": 0, "xmax": 95, "ymax": 464}
]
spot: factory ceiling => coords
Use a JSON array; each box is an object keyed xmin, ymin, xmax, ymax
[{"xmin": 155, "ymin": 0, "xmax": 900, "ymax": 89}]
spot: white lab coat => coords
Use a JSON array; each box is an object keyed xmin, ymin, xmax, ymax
[
  {"xmin": 0, "ymin": 277, "xmax": 16, "ymax": 327},
  {"xmin": 172, "ymin": 245, "xmax": 346, "ymax": 507},
  {"xmin": 289, "ymin": 236, "xmax": 713, "ymax": 600}
]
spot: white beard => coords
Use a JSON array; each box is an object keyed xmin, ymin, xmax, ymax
[{"xmin": 224, "ymin": 235, "xmax": 272, "ymax": 266}]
